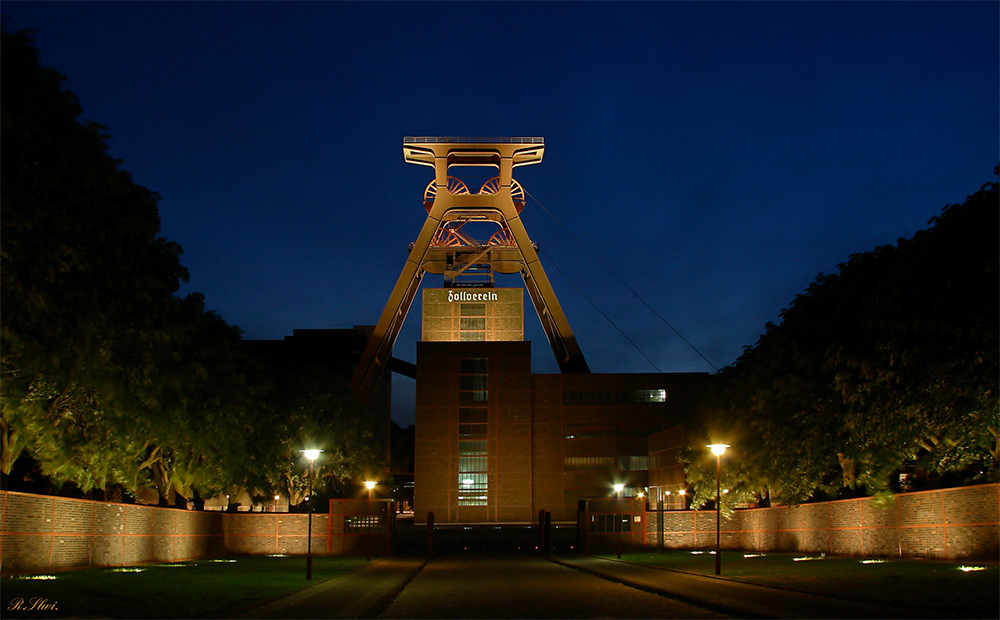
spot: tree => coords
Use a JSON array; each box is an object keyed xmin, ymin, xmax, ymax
[
  {"xmin": 1, "ymin": 29, "xmax": 182, "ymax": 489},
  {"xmin": 828, "ymin": 176, "xmax": 999, "ymax": 488},
  {"xmin": 1, "ymin": 31, "xmax": 256, "ymax": 504},
  {"xmin": 1, "ymin": 31, "xmax": 383, "ymax": 507},
  {"xmin": 684, "ymin": 171, "xmax": 999, "ymax": 506},
  {"xmin": 243, "ymin": 348, "xmax": 382, "ymax": 508}
]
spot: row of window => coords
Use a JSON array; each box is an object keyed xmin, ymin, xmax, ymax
[
  {"xmin": 589, "ymin": 513, "xmax": 632, "ymax": 533},
  {"xmin": 562, "ymin": 456, "xmax": 649, "ymax": 471},
  {"xmin": 460, "ymin": 303, "xmax": 486, "ymax": 341},
  {"xmin": 344, "ymin": 515, "xmax": 383, "ymax": 533},
  {"xmin": 563, "ymin": 389, "xmax": 666, "ymax": 405},
  {"xmin": 563, "ymin": 424, "xmax": 656, "ymax": 440},
  {"xmin": 649, "ymin": 453, "xmax": 684, "ymax": 470},
  {"xmin": 453, "ymin": 360, "xmax": 665, "ymax": 508},
  {"xmin": 458, "ymin": 359, "xmax": 489, "ymax": 506},
  {"xmin": 459, "ymin": 424, "xmax": 487, "ymax": 439},
  {"xmin": 459, "ymin": 407, "xmax": 487, "ymax": 423},
  {"xmin": 563, "ymin": 422, "xmax": 612, "ymax": 440},
  {"xmin": 461, "ymin": 303, "xmax": 486, "ymax": 316},
  {"xmin": 459, "ymin": 358, "xmax": 488, "ymax": 374}
]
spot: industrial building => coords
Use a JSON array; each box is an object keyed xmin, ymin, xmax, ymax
[{"xmin": 352, "ymin": 138, "xmax": 711, "ymax": 525}]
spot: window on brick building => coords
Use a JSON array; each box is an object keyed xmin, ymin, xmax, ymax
[{"xmin": 458, "ymin": 358, "xmax": 489, "ymax": 506}]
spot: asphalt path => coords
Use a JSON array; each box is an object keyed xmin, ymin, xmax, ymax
[{"xmin": 377, "ymin": 552, "xmax": 730, "ymax": 619}]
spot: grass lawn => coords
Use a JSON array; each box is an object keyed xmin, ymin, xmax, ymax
[
  {"xmin": 607, "ymin": 550, "xmax": 999, "ymax": 616},
  {"xmin": 2, "ymin": 555, "xmax": 370, "ymax": 619}
]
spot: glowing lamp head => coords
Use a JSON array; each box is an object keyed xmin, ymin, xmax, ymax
[
  {"xmin": 707, "ymin": 443, "xmax": 730, "ymax": 456},
  {"xmin": 364, "ymin": 480, "xmax": 376, "ymax": 490},
  {"xmin": 613, "ymin": 483, "xmax": 625, "ymax": 493},
  {"xmin": 303, "ymin": 449, "xmax": 321, "ymax": 462}
]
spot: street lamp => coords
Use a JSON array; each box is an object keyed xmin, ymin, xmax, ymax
[
  {"xmin": 707, "ymin": 444, "xmax": 730, "ymax": 575},
  {"xmin": 613, "ymin": 483, "xmax": 624, "ymax": 559},
  {"xmin": 364, "ymin": 480, "xmax": 376, "ymax": 561},
  {"xmin": 302, "ymin": 449, "xmax": 322, "ymax": 580}
]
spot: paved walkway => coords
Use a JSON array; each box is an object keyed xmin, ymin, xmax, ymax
[
  {"xmin": 550, "ymin": 555, "xmax": 969, "ymax": 619},
  {"xmin": 379, "ymin": 552, "xmax": 727, "ymax": 619},
  {"xmin": 236, "ymin": 553, "xmax": 979, "ymax": 619},
  {"xmin": 237, "ymin": 556, "xmax": 426, "ymax": 619}
]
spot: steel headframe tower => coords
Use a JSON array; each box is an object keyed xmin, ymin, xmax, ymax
[{"xmin": 352, "ymin": 137, "xmax": 589, "ymax": 395}]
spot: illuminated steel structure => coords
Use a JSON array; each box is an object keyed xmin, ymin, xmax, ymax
[{"xmin": 353, "ymin": 137, "xmax": 589, "ymax": 395}]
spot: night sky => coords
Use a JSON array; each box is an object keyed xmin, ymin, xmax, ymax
[{"xmin": 4, "ymin": 2, "xmax": 997, "ymax": 426}]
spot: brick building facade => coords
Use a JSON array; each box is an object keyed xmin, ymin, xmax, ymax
[{"xmin": 413, "ymin": 339, "xmax": 711, "ymax": 524}]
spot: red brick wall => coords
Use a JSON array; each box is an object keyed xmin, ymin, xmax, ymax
[
  {"xmin": 1, "ymin": 491, "xmax": 227, "ymax": 574},
  {"xmin": 1, "ymin": 492, "xmax": 389, "ymax": 575},
  {"xmin": 640, "ymin": 484, "xmax": 998, "ymax": 560}
]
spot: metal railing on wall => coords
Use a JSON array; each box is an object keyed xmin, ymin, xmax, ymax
[{"xmin": 403, "ymin": 137, "xmax": 544, "ymax": 144}]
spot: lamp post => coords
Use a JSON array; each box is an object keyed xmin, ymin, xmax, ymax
[
  {"xmin": 302, "ymin": 449, "xmax": 322, "ymax": 580},
  {"xmin": 613, "ymin": 483, "xmax": 624, "ymax": 559},
  {"xmin": 364, "ymin": 480, "xmax": 376, "ymax": 561},
  {"xmin": 707, "ymin": 444, "xmax": 729, "ymax": 575}
]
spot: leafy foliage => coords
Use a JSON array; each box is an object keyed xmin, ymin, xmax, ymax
[
  {"xmin": 683, "ymin": 172, "xmax": 999, "ymax": 508},
  {"xmin": 242, "ymin": 344, "xmax": 381, "ymax": 508},
  {"xmin": 1, "ymin": 31, "xmax": 379, "ymax": 505},
  {"xmin": 2, "ymin": 28, "xmax": 186, "ymax": 494}
]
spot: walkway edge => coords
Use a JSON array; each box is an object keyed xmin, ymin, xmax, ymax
[
  {"xmin": 549, "ymin": 555, "xmax": 972, "ymax": 619},
  {"xmin": 237, "ymin": 557, "xmax": 428, "ymax": 620},
  {"xmin": 353, "ymin": 557, "xmax": 428, "ymax": 619},
  {"xmin": 235, "ymin": 562, "xmax": 377, "ymax": 618},
  {"xmin": 547, "ymin": 556, "xmax": 768, "ymax": 619}
]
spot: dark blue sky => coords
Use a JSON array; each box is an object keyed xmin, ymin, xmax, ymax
[{"xmin": 5, "ymin": 2, "xmax": 997, "ymax": 425}]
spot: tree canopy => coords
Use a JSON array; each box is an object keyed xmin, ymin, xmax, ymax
[
  {"xmin": 683, "ymin": 171, "xmax": 998, "ymax": 511},
  {"xmin": 1, "ymin": 30, "xmax": 379, "ymax": 506}
]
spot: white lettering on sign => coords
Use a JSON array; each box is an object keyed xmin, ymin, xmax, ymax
[{"xmin": 447, "ymin": 290, "xmax": 499, "ymax": 303}]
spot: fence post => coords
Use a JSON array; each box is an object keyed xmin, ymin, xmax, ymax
[
  {"xmin": 657, "ymin": 499, "xmax": 664, "ymax": 552},
  {"xmin": 387, "ymin": 499, "xmax": 395, "ymax": 557},
  {"xmin": 427, "ymin": 511, "xmax": 434, "ymax": 558},
  {"xmin": 576, "ymin": 505, "xmax": 583, "ymax": 553},
  {"xmin": 544, "ymin": 511, "xmax": 551, "ymax": 555}
]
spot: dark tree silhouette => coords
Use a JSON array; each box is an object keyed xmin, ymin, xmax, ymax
[
  {"xmin": 1, "ymin": 31, "xmax": 381, "ymax": 506},
  {"xmin": 683, "ymin": 171, "xmax": 998, "ymax": 508}
]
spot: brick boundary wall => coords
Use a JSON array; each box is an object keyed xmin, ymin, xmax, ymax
[
  {"xmin": 640, "ymin": 483, "xmax": 998, "ymax": 560},
  {"xmin": 0, "ymin": 491, "xmax": 226, "ymax": 574},
  {"xmin": 222, "ymin": 499, "xmax": 389, "ymax": 556},
  {"xmin": 1, "ymin": 491, "xmax": 390, "ymax": 575}
]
